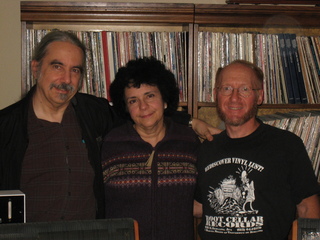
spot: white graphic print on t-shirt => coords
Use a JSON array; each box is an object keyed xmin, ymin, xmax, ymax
[{"xmin": 204, "ymin": 157, "xmax": 265, "ymax": 235}]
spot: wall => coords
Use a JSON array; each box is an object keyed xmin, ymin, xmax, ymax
[{"xmin": 0, "ymin": 0, "xmax": 225, "ymax": 109}]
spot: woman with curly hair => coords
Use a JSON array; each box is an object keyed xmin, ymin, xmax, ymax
[{"xmin": 101, "ymin": 57, "xmax": 200, "ymax": 240}]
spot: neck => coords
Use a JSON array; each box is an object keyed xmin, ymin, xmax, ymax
[
  {"xmin": 32, "ymin": 92, "xmax": 69, "ymax": 123},
  {"xmin": 226, "ymin": 118, "xmax": 260, "ymax": 139},
  {"xmin": 134, "ymin": 121, "xmax": 166, "ymax": 147}
]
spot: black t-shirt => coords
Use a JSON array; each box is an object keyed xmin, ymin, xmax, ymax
[{"xmin": 195, "ymin": 122, "xmax": 320, "ymax": 240}]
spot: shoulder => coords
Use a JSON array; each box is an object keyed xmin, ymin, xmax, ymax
[
  {"xmin": 1, "ymin": 92, "xmax": 30, "ymax": 115},
  {"xmin": 200, "ymin": 130, "xmax": 226, "ymax": 149},
  {"xmin": 0, "ymin": 85, "xmax": 35, "ymax": 117},
  {"xmin": 105, "ymin": 123, "xmax": 127, "ymax": 137},
  {"xmin": 168, "ymin": 120, "xmax": 200, "ymax": 142},
  {"xmin": 0, "ymin": 96, "xmax": 29, "ymax": 124},
  {"xmin": 206, "ymin": 129, "xmax": 226, "ymax": 141},
  {"xmin": 74, "ymin": 93, "xmax": 110, "ymax": 110},
  {"xmin": 254, "ymin": 123, "xmax": 306, "ymax": 155},
  {"xmin": 72, "ymin": 93, "xmax": 116, "ymax": 122},
  {"xmin": 0, "ymin": 96, "xmax": 30, "ymax": 145},
  {"xmin": 103, "ymin": 122, "xmax": 135, "ymax": 142},
  {"xmin": 262, "ymin": 123, "xmax": 302, "ymax": 142}
]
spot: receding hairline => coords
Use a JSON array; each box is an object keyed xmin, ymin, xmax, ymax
[{"xmin": 215, "ymin": 60, "xmax": 264, "ymax": 88}]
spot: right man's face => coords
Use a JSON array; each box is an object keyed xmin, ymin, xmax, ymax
[{"xmin": 215, "ymin": 64, "xmax": 263, "ymax": 127}]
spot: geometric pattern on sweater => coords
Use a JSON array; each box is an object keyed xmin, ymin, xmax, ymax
[
  {"xmin": 103, "ymin": 161, "xmax": 197, "ymax": 188},
  {"xmin": 102, "ymin": 152, "xmax": 151, "ymax": 166},
  {"xmin": 103, "ymin": 162, "xmax": 151, "ymax": 183},
  {"xmin": 104, "ymin": 161, "xmax": 196, "ymax": 177},
  {"xmin": 106, "ymin": 176, "xmax": 151, "ymax": 188},
  {"xmin": 157, "ymin": 160, "xmax": 197, "ymax": 175},
  {"xmin": 158, "ymin": 174, "xmax": 197, "ymax": 186}
]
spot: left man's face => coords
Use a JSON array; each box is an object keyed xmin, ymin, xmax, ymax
[
  {"xmin": 32, "ymin": 41, "xmax": 84, "ymax": 108},
  {"xmin": 215, "ymin": 63, "xmax": 263, "ymax": 127}
]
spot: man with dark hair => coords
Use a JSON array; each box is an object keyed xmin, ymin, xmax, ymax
[
  {"xmin": 194, "ymin": 60, "xmax": 320, "ymax": 240},
  {"xmin": 0, "ymin": 30, "xmax": 217, "ymax": 222}
]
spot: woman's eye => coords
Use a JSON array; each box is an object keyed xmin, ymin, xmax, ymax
[{"xmin": 128, "ymin": 99, "xmax": 136, "ymax": 105}]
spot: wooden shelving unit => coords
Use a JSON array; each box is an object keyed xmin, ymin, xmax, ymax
[
  {"xmin": 20, "ymin": 1, "xmax": 320, "ymax": 127},
  {"xmin": 226, "ymin": 0, "xmax": 320, "ymax": 5}
]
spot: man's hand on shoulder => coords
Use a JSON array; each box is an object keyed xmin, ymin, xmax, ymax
[{"xmin": 191, "ymin": 118, "xmax": 222, "ymax": 141}]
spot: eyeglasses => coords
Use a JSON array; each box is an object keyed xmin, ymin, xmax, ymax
[{"xmin": 217, "ymin": 85, "xmax": 261, "ymax": 98}]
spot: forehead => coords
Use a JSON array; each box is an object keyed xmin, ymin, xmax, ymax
[
  {"xmin": 45, "ymin": 41, "xmax": 84, "ymax": 62},
  {"xmin": 220, "ymin": 63, "xmax": 258, "ymax": 86}
]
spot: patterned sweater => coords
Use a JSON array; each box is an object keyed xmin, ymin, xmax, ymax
[{"xmin": 101, "ymin": 118, "xmax": 201, "ymax": 240}]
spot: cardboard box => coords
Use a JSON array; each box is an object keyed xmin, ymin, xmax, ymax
[{"xmin": 0, "ymin": 190, "xmax": 25, "ymax": 224}]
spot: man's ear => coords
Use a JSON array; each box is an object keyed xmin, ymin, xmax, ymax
[
  {"xmin": 213, "ymin": 88, "xmax": 218, "ymax": 103},
  {"xmin": 31, "ymin": 60, "xmax": 39, "ymax": 80},
  {"xmin": 257, "ymin": 89, "xmax": 264, "ymax": 105}
]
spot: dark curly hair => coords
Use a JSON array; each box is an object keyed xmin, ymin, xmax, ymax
[{"xmin": 110, "ymin": 56, "xmax": 179, "ymax": 120}]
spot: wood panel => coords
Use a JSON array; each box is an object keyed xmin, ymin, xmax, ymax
[
  {"xmin": 21, "ymin": 1, "xmax": 194, "ymax": 24},
  {"xmin": 194, "ymin": 4, "xmax": 320, "ymax": 27},
  {"xmin": 226, "ymin": 0, "xmax": 320, "ymax": 5}
]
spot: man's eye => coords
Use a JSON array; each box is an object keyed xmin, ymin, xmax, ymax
[
  {"xmin": 53, "ymin": 64, "xmax": 62, "ymax": 70},
  {"xmin": 241, "ymin": 86, "xmax": 250, "ymax": 92},
  {"xmin": 72, "ymin": 68, "xmax": 81, "ymax": 74},
  {"xmin": 222, "ymin": 86, "xmax": 231, "ymax": 91}
]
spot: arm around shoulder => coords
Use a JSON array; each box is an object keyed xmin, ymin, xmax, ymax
[
  {"xmin": 193, "ymin": 200, "xmax": 203, "ymax": 218},
  {"xmin": 297, "ymin": 194, "xmax": 320, "ymax": 218},
  {"xmin": 191, "ymin": 118, "xmax": 222, "ymax": 141}
]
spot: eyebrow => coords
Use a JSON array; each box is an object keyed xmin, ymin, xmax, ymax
[
  {"xmin": 50, "ymin": 60, "xmax": 63, "ymax": 66},
  {"xmin": 126, "ymin": 96, "xmax": 137, "ymax": 100},
  {"xmin": 144, "ymin": 91, "xmax": 156, "ymax": 95},
  {"xmin": 50, "ymin": 60, "xmax": 83, "ymax": 73},
  {"xmin": 125, "ymin": 91, "xmax": 157, "ymax": 100}
]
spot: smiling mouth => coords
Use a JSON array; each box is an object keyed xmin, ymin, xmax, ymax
[
  {"xmin": 50, "ymin": 83, "xmax": 74, "ymax": 94},
  {"xmin": 140, "ymin": 113, "xmax": 153, "ymax": 118},
  {"xmin": 56, "ymin": 87, "xmax": 69, "ymax": 93},
  {"xmin": 229, "ymin": 106, "xmax": 242, "ymax": 110}
]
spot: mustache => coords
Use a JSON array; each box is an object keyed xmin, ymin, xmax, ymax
[{"xmin": 50, "ymin": 83, "xmax": 75, "ymax": 92}]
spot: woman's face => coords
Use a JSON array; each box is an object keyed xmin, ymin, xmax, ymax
[{"xmin": 125, "ymin": 84, "xmax": 166, "ymax": 131}]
